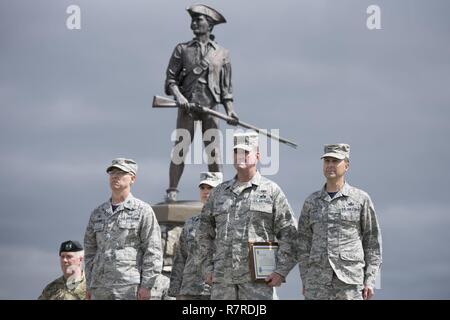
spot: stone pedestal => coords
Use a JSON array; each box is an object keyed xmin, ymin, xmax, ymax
[
  {"xmin": 152, "ymin": 200, "xmax": 203, "ymax": 223},
  {"xmin": 152, "ymin": 200, "xmax": 203, "ymax": 273}
]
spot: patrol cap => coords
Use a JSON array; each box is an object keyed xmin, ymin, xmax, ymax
[
  {"xmin": 233, "ymin": 131, "xmax": 259, "ymax": 152},
  {"xmin": 199, "ymin": 172, "xmax": 223, "ymax": 188},
  {"xmin": 321, "ymin": 144, "xmax": 350, "ymax": 160},
  {"xmin": 187, "ymin": 4, "xmax": 226, "ymax": 25},
  {"xmin": 106, "ymin": 158, "xmax": 138, "ymax": 176},
  {"xmin": 59, "ymin": 240, "xmax": 83, "ymax": 255}
]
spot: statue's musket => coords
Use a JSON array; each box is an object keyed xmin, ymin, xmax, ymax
[{"xmin": 152, "ymin": 95, "xmax": 298, "ymax": 149}]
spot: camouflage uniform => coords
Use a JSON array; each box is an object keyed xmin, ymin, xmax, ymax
[
  {"xmin": 150, "ymin": 273, "xmax": 175, "ymax": 300},
  {"xmin": 38, "ymin": 275, "xmax": 86, "ymax": 300},
  {"xmin": 169, "ymin": 215, "xmax": 211, "ymax": 299},
  {"xmin": 84, "ymin": 193, "xmax": 163, "ymax": 300},
  {"xmin": 297, "ymin": 183, "xmax": 382, "ymax": 300},
  {"xmin": 196, "ymin": 172, "xmax": 298, "ymax": 300}
]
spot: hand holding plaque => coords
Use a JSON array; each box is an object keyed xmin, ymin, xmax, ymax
[{"xmin": 248, "ymin": 242, "xmax": 279, "ymax": 283}]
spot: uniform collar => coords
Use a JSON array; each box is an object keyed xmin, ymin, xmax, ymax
[
  {"xmin": 187, "ymin": 38, "xmax": 218, "ymax": 49},
  {"xmin": 122, "ymin": 193, "xmax": 137, "ymax": 210},
  {"xmin": 61, "ymin": 271, "xmax": 85, "ymax": 287},
  {"xmin": 106, "ymin": 193, "xmax": 137, "ymax": 213},
  {"xmin": 248, "ymin": 171, "xmax": 262, "ymax": 186},
  {"xmin": 320, "ymin": 181, "xmax": 351, "ymax": 201},
  {"xmin": 226, "ymin": 171, "xmax": 262, "ymax": 193},
  {"xmin": 340, "ymin": 182, "xmax": 352, "ymax": 196}
]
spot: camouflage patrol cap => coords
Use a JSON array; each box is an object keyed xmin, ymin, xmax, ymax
[
  {"xmin": 199, "ymin": 172, "xmax": 223, "ymax": 188},
  {"xmin": 59, "ymin": 240, "xmax": 83, "ymax": 255},
  {"xmin": 187, "ymin": 4, "xmax": 226, "ymax": 25},
  {"xmin": 106, "ymin": 158, "xmax": 138, "ymax": 176},
  {"xmin": 233, "ymin": 131, "xmax": 259, "ymax": 152},
  {"xmin": 321, "ymin": 144, "xmax": 350, "ymax": 160}
]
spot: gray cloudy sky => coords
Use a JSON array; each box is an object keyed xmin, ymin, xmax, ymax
[{"xmin": 1, "ymin": 0, "xmax": 449, "ymax": 299}]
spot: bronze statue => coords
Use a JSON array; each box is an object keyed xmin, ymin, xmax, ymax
[{"xmin": 163, "ymin": 4, "xmax": 238, "ymax": 202}]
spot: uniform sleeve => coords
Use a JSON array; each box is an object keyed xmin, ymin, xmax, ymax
[
  {"xmin": 165, "ymin": 44, "xmax": 184, "ymax": 95},
  {"xmin": 83, "ymin": 211, "xmax": 97, "ymax": 290},
  {"xmin": 195, "ymin": 193, "xmax": 216, "ymax": 277},
  {"xmin": 139, "ymin": 206, "xmax": 163, "ymax": 289},
  {"xmin": 37, "ymin": 279, "xmax": 59, "ymax": 300},
  {"xmin": 168, "ymin": 224, "xmax": 189, "ymax": 296},
  {"xmin": 37, "ymin": 286, "xmax": 50, "ymax": 300},
  {"xmin": 272, "ymin": 188, "xmax": 298, "ymax": 278},
  {"xmin": 361, "ymin": 195, "xmax": 382, "ymax": 288},
  {"xmin": 219, "ymin": 50, "xmax": 233, "ymax": 101},
  {"xmin": 297, "ymin": 199, "xmax": 313, "ymax": 283}
]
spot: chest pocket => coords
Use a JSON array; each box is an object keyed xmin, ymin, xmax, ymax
[
  {"xmin": 93, "ymin": 221, "xmax": 104, "ymax": 232},
  {"xmin": 118, "ymin": 212, "xmax": 140, "ymax": 229},
  {"xmin": 214, "ymin": 198, "xmax": 234, "ymax": 214},
  {"xmin": 250, "ymin": 201, "xmax": 273, "ymax": 229},
  {"xmin": 340, "ymin": 208, "xmax": 360, "ymax": 222},
  {"xmin": 250, "ymin": 201, "xmax": 273, "ymax": 214},
  {"xmin": 250, "ymin": 189, "xmax": 272, "ymax": 213},
  {"xmin": 309, "ymin": 210, "xmax": 323, "ymax": 223},
  {"xmin": 213, "ymin": 201, "xmax": 231, "ymax": 225}
]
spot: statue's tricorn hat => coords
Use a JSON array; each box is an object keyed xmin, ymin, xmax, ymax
[{"xmin": 187, "ymin": 4, "xmax": 226, "ymax": 25}]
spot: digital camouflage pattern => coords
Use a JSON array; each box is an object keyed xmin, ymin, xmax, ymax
[
  {"xmin": 303, "ymin": 273, "xmax": 364, "ymax": 300},
  {"xmin": 297, "ymin": 182, "xmax": 382, "ymax": 297},
  {"xmin": 210, "ymin": 282, "xmax": 278, "ymax": 300},
  {"xmin": 38, "ymin": 275, "xmax": 86, "ymax": 300},
  {"xmin": 151, "ymin": 273, "xmax": 175, "ymax": 300},
  {"xmin": 84, "ymin": 193, "xmax": 162, "ymax": 297},
  {"xmin": 90, "ymin": 285, "xmax": 138, "ymax": 300},
  {"xmin": 196, "ymin": 172, "xmax": 297, "ymax": 299},
  {"xmin": 169, "ymin": 215, "xmax": 211, "ymax": 297}
]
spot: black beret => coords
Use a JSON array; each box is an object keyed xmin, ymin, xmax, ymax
[{"xmin": 59, "ymin": 240, "xmax": 83, "ymax": 255}]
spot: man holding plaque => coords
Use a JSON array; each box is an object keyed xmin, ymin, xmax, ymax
[
  {"xmin": 297, "ymin": 144, "xmax": 382, "ymax": 300},
  {"xmin": 196, "ymin": 131, "xmax": 298, "ymax": 300}
]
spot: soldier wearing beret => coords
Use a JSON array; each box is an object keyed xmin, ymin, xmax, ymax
[
  {"xmin": 196, "ymin": 132, "xmax": 298, "ymax": 299},
  {"xmin": 169, "ymin": 172, "xmax": 223, "ymax": 300},
  {"xmin": 84, "ymin": 158, "xmax": 163, "ymax": 300},
  {"xmin": 38, "ymin": 240, "xmax": 86, "ymax": 300},
  {"xmin": 297, "ymin": 144, "xmax": 382, "ymax": 300},
  {"xmin": 164, "ymin": 4, "xmax": 239, "ymax": 202}
]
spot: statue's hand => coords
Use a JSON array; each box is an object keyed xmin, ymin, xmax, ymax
[
  {"xmin": 226, "ymin": 110, "xmax": 239, "ymax": 126},
  {"xmin": 175, "ymin": 94, "xmax": 190, "ymax": 113}
]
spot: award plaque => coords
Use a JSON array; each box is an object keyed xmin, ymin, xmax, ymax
[{"xmin": 248, "ymin": 242, "xmax": 279, "ymax": 282}]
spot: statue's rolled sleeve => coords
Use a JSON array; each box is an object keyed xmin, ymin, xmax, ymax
[{"xmin": 165, "ymin": 44, "xmax": 184, "ymax": 95}]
